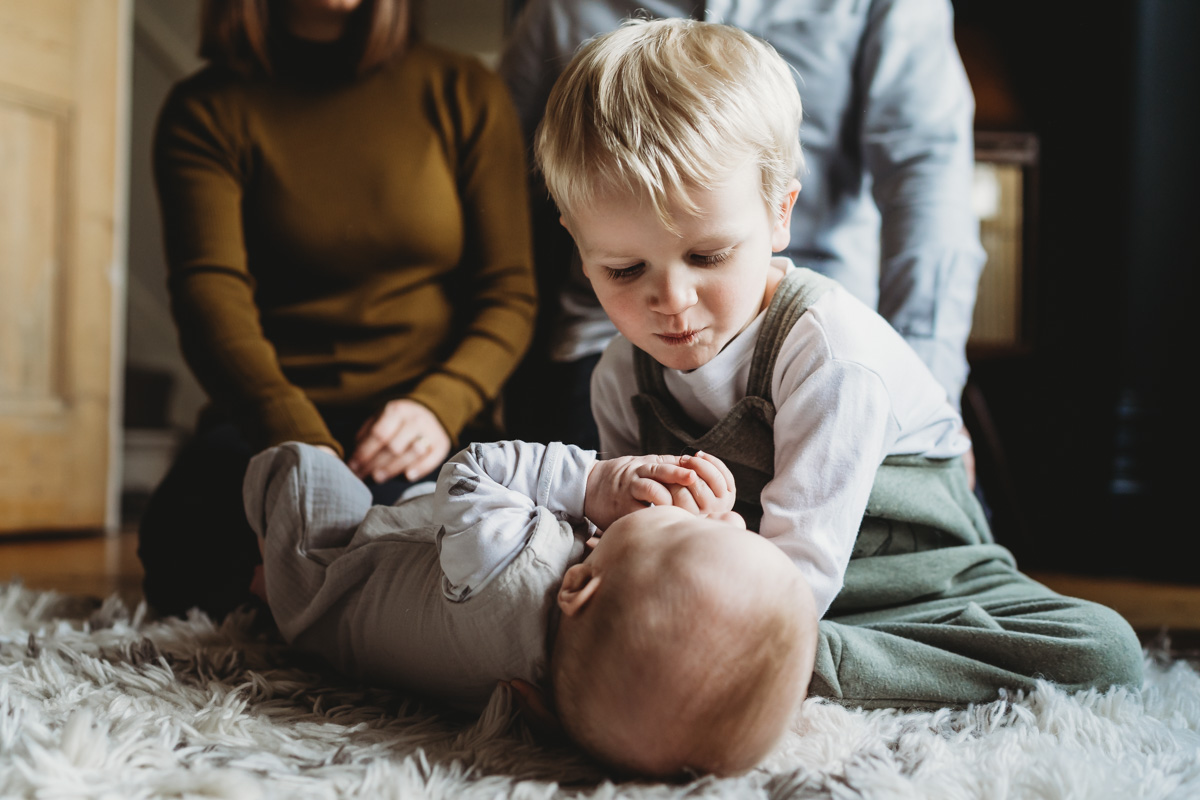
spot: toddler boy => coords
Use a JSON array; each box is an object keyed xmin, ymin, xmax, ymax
[
  {"xmin": 244, "ymin": 440, "xmax": 816, "ymax": 777},
  {"xmin": 535, "ymin": 18, "xmax": 1143, "ymax": 707}
]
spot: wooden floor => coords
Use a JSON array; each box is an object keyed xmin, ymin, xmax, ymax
[
  {"xmin": 1, "ymin": 529, "xmax": 146, "ymax": 610},
  {"xmin": 3, "ymin": 530, "xmax": 1199, "ymax": 647}
]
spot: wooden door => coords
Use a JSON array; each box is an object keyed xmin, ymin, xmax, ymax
[{"xmin": 0, "ymin": 0, "xmax": 128, "ymax": 534}]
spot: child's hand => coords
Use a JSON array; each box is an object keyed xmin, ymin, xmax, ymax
[
  {"xmin": 585, "ymin": 454, "xmax": 701, "ymax": 530},
  {"xmin": 667, "ymin": 451, "xmax": 737, "ymax": 517}
]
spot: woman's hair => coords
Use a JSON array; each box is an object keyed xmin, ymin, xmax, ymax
[
  {"xmin": 199, "ymin": 0, "xmax": 414, "ymax": 78},
  {"xmin": 535, "ymin": 17, "xmax": 803, "ymax": 228}
]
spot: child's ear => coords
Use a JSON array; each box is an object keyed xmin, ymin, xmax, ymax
[
  {"xmin": 558, "ymin": 563, "xmax": 601, "ymax": 616},
  {"xmin": 771, "ymin": 178, "xmax": 802, "ymax": 253}
]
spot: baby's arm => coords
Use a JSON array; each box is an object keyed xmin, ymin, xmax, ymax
[
  {"xmin": 436, "ymin": 442, "xmax": 734, "ymax": 597},
  {"xmin": 435, "ymin": 440, "xmax": 594, "ymax": 599}
]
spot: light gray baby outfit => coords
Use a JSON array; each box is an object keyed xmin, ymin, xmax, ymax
[{"xmin": 243, "ymin": 440, "xmax": 592, "ymax": 710}]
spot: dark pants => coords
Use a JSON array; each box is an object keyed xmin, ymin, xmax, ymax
[{"xmin": 137, "ymin": 409, "xmax": 428, "ymax": 620}]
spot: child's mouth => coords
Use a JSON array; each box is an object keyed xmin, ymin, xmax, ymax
[{"xmin": 657, "ymin": 330, "xmax": 700, "ymax": 345}]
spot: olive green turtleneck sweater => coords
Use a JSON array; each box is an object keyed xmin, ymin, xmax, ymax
[{"xmin": 153, "ymin": 38, "xmax": 536, "ymax": 453}]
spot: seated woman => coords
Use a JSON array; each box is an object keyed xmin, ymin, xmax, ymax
[{"xmin": 139, "ymin": 0, "xmax": 536, "ymax": 620}]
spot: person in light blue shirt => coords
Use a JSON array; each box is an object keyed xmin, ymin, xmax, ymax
[{"xmin": 500, "ymin": 0, "xmax": 986, "ymax": 450}]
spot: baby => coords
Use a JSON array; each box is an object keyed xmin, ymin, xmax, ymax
[{"xmin": 244, "ymin": 440, "xmax": 816, "ymax": 777}]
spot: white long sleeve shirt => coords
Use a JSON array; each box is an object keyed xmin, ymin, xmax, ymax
[{"xmin": 591, "ymin": 263, "xmax": 969, "ymax": 615}]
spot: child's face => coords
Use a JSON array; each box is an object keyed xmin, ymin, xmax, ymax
[{"xmin": 565, "ymin": 163, "xmax": 798, "ymax": 372}]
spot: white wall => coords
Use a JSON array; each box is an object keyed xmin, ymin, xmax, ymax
[{"xmin": 422, "ymin": 0, "xmax": 508, "ymax": 66}]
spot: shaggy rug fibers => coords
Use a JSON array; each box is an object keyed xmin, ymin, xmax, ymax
[{"xmin": 2, "ymin": 582, "xmax": 1199, "ymax": 800}]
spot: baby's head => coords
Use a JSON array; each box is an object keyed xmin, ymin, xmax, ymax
[
  {"xmin": 535, "ymin": 17, "xmax": 802, "ymax": 230},
  {"xmin": 549, "ymin": 505, "xmax": 817, "ymax": 778}
]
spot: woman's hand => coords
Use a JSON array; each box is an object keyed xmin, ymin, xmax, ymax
[{"xmin": 348, "ymin": 399, "xmax": 451, "ymax": 484}]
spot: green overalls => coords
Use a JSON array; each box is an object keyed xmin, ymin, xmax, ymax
[{"xmin": 631, "ymin": 269, "xmax": 1143, "ymax": 708}]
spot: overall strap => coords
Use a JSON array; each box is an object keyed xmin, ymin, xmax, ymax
[
  {"xmin": 633, "ymin": 340, "xmax": 667, "ymax": 395},
  {"xmin": 633, "ymin": 341, "xmax": 697, "ymax": 437},
  {"xmin": 745, "ymin": 268, "xmax": 838, "ymax": 401}
]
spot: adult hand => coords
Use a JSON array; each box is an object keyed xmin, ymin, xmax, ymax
[{"xmin": 348, "ymin": 399, "xmax": 451, "ymax": 484}]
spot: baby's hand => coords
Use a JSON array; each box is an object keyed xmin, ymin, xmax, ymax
[
  {"xmin": 584, "ymin": 452, "xmax": 738, "ymax": 530},
  {"xmin": 668, "ymin": 451, "xmax": 737, "ymax": 517},
  {"xmin": 585, "ymin": 454, "xmax": 701, "ymax": 530}
]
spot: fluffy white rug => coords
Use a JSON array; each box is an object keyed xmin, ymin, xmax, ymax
[{"xmin": 2, "ymin": 582, "xmax": 1198, "ymax": 800}]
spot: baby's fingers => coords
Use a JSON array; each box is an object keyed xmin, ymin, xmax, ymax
[
  {"xmin": 668, "ymin": 483, "xmax": 701, "ymax": 514},
  {"xmin": 637, "ymin": 459, "xmax": 698, "ymax": 487},
  {"xmin": 677, "ymin": 469, "xmax": 720, "ymax": 513},
  {"xmin": 688, "ymin": 451, "xmax": 735, "ymax": 495},
  {"xmin": 631, "ymin": 477, "xmax": 674, "ymax": 508}
]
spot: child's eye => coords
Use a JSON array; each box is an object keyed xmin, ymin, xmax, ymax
[
  {"xmin": 606, "ymin": 264, "xmax": 644, "ymax": 281},
  {"xmin": 692, "ymin": 250, "xmax": 731, "ymax": 266}
]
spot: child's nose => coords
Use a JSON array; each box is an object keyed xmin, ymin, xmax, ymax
[{"xmin": 650, "ymin": 267, "xmax": 697, "ymax": 315}]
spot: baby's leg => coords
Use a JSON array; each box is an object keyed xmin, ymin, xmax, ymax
[
  {"xmin": 813, "ymin": 544, "xmax": 1144, "ymax": 709},
  {"xmin": 243, "ymin": 442, "xmax": 373, "ymax": 639}
]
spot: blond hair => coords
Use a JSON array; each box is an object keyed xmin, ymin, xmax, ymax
[
  {"xmin": 551, "ymin": 556, "xmax": 814, "ymax": 778},
  {"xmin": 535, "ymin": 18, "xmax": 803, "ymax": 228}
]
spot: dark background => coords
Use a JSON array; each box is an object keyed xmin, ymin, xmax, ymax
[{"xmin": 952, "ymin": 0, "xmax": 1197, "ymax": 583}]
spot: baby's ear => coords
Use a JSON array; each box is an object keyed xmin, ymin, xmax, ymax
[{"xmin": 558, "ymin": 563, "xmax": 600, "ymax": 616}]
